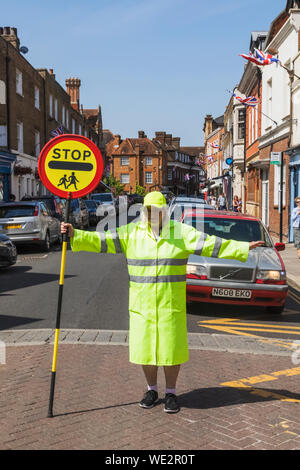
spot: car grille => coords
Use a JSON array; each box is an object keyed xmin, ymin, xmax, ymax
[{"xmin": 209, "ymin": 266, "xmax": 254, "ymax": 282}]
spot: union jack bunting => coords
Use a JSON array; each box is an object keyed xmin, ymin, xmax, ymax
[
  {"xmin": 51, "ymin": 125, "xmax": 64, "ymax": 137},
  {"xmin": 233, "ymin": 94, "xmax": 259, "ymax": 107},
  {"xmin": 210, "ymin": 142, "xmax": 219, "ymax": 149},
  {"xmin": 239, "ymin": 48, "xmax": 280, "ymax": 66}
]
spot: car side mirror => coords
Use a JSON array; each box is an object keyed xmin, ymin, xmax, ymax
[{"xmin": 275, "ymin": 242, "xmax": 285, "ymax": 252}]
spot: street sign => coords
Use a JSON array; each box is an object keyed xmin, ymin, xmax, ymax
[
  {"xmin": 270, "ymin": 152, "xmax": 281, "ymax": 165},
  {"xmin": 225, "ymin": 157, "xmax": 233, "ymax": 166},
  {"xmin": 38, "ymin": 134, "xmax": 104, "ymax": 199}
]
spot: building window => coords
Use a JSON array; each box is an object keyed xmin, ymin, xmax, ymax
[
  {"xmin": 34, "ymin": 86, "xmax": 40, "ymax": 110},
  {"xmin": 66, "ymin": 110, "xmax": 69, "ymax": 130},
  {"xmin": 121, "ymin": 157, "xmax": 129, "ymax": 166},
  {"xmin": 120, "ymin": 174, "xmax": 129, "ymax": 184},
  {"xmin": 49, "ymin": 95, "xmax": 53, "ymax": 117},
  {"xmin": 145, "ymin": 156, "xmax": 152, "ymax": 166},
  {"xmin": 0, "ymin": 125, "xmax": 7, "ymax": 146},
  {"xmin": 16, "ymin": 69, "xmax": 23, "ymax": 96},
  {"xmin": 168, "ymin": 168, "xmax": 173, "ymax": 181},
  {"xmin": 238, "ymin": 109, "xmax": 245, "ymax": 140},
  {"xmin": 17, "ymin": 121, "xmax": 24, "ymax": 153},
  {"xmin": 54, "ymin": 98, "xmax": 58, "ymax": 121},
  {"xmin": 35, "ymin": 130, "xmax": 40, "ymax": 157},
  {"xmin": 145, "ymin": 172, "xmax": 152, "ymax": 184},
  {"xmin": 62, "ymin": 106, "xmax": 65, "ymax": 126},
  {"xmin": 72, "ymin": 119, "xmax": 76, "ymax": 134}
]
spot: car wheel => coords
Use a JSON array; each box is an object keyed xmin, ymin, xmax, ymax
[
  {"xmin": 266, "ymin": 305, "xmax": 285, "ymax": 315},
  {"xmin": 42, "ymin": 231, "xmax": 51, "ymax": 252}
]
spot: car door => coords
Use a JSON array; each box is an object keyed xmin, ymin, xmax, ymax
[{"xmin": 41, "ymin": 203, "xmax": 55, "ymax": 242}]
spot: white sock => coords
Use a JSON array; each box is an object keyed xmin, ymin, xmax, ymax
[
  {"xmin": 147, "ymin": 384, "xmax": 158, "ymax": 392},
  {"xmin": 166, "ymin": 388, "xmax": 176, "ymax": 395}
]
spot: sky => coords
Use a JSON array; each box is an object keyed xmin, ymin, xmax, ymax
[{"xmin": 3, "ymin": 0, "xmax": 287, "ymax": 145}]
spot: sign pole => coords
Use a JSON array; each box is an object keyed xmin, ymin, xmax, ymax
[{"xmin": 47, "ymin": 192, "xmax": 72, "ymax": 418}]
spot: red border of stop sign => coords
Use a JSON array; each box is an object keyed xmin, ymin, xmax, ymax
[{"xmin": 38, "ymin": 134, "xmax": 104, "ymax": 199}]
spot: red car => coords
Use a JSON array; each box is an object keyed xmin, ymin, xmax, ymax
[{"xmin": 182, "ymin": 210, "xmax": 288, "ymax": 314}]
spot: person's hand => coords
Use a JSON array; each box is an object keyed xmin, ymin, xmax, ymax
[
  {"xmin": 249, "ymin": 241, "xmax": 265, "ymax": 250},
  {"xmin": 61, "ymin": 222, "xmax": 74, "ymax": 238}
]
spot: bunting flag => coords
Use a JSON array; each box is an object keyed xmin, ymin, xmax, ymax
[
  {"xmin": 233, "ymin": 93, "xmax": 259, "ymax": 107},
  {"xmin": 239, "ymin": 48, "xmax": 280, "ymax": 66},
  {"xmin": 51, "ymin": 125, "xmax": 64, "ymax": 137},
  {"xmin": 210, "ymin": 142, "xmax": 219, "ymax": 149}
]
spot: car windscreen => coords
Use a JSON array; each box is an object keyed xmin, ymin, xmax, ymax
[
  {"xmin": 85, "ymin": 200, "xmax": 96, "ymax": 209},
  {"xmin": 92, "ymin": 194, "xmax": 113, "ymax": 202},
  {"xmin": 70, "ymin": 200, "xmax": 79, "ymax": 209},
  {"xmin": 183, "ymin": 216, "xmax": 272, "ymax": 246},
  {"xmin": 0, "ymin": 205, "xmax": 36, "ymax": 218}
]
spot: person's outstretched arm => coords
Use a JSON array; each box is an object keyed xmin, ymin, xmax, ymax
[{"xmin": 61, "ymin": 223, "xmax": 126, "ymax": 254}]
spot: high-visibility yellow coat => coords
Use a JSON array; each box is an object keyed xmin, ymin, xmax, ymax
[{"xmin": 71, "ymin": 219, "xmax": 249, "ymax": 366}]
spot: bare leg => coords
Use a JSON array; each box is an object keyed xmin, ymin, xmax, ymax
[
  {"xmin": 142, "ymin": 365, "xmax": 158, "ymax": 387},
  {"xmin": 163, "ymin": 365, "xmax": 180, "ymax": 389}
]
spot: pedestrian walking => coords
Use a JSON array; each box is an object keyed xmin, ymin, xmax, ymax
[
  {"xmin": 210, "ymin": 196, "xmax": 217, "ymax": 209},
  {"xmin": 232, "ymin": 195, "xmax": 239, "ymax": 212},
  {"xmin": 292, "ymin": 196, "xmax": 300, "ymax": 259},
  {"xmin": 217, "ymin": 193, "xmax": 226, "ymax": 210},
  {"xmin": 238, "ymin": 197, "xmax": 243, "ymax": 213},
  {"xmin": 61, "ymin": 191, "xmax": 264, "ymax": 413}
]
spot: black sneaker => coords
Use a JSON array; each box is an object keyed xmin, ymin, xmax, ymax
[
  {"xmin": 164, "ymin": 393, "xmax": 180, "ymax": 413},
  {"xmin": 139, "ymin": 390, "xmax": 159, "ymax": 409}
]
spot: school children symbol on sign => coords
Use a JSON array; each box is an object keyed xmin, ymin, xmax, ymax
[{"xmin": 38, "ymin": 134, "xmax": 104, "ymax": 198}]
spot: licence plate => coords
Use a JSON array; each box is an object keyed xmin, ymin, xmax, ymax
[
  {"xmin": 212, "ymin": 288, "xmax": 252, "ymax": 299},
  {"xmin": 5, "ymin": 224, "xmax": 22, "ymax": 229}
]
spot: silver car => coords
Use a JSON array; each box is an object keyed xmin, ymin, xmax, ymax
[
  {"xmin": 169, "ymin": 202, "xmax": 214, "ymax": 220},
  {"xmin": 91, "ymin": 192, "xmax": 116, "ymax": 218},
  {"xmin": 0, "ymin": 202, "xmax": 61, "ymax": 251},
  {"xmin": 183, "ymin": 210, "xmax": 288, "ymax": 314}
]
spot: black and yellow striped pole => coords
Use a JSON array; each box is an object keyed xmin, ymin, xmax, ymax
[{"xmin": 47, "ymin": 193, "xmax": 72, "ymax": 418}]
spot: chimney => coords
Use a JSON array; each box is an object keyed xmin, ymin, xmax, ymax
[
  {"xmin": 155, "ymin": 131, "xmax": 166, "ymax": 145},
  {"xmin": 49, "ymin": 69, "xmax": 56, "ymax": 79},
  {"xmin": 138, "ymin": 130, "xmax": 146, "ymax": 139},
  {"xmin": 165, "ymin": 134, "xmax": 173, "ymax": 146},
  {"xmin": 0, "ymin": 26, "xmax": 20, "ymax": 50},
  {"xmin": 172, "ymin": 137, "xmax": 180, "ymax": 149},
  {"xmin": 204, "ymin": 114, "xmax": 213, "ymax": 140},
  {"xmin": 65, "ymin": 77, "xmax": 81, "ymax": 111}
]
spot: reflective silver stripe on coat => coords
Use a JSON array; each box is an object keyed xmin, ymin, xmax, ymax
[
  {"xmin": 127, "ymin": 258, "xmax": 188, "ymax": 266},
  {"xmin": 129, "ymin": 275, "xmax": 186, "ymax": 283},
  {"xmin": 112, "ymin": 231, "xmax": 122, "ymax": 253},
  {"xmin": 99, "ymin": 232, "xmax": 108, "ymax": 253},
  {"xmin": 211, "ymin": 236, "xmax": 223, "ymax": 258},
  {"xmin": 194, "ymin": 232, "xmax": 208, "ymax": 256}
]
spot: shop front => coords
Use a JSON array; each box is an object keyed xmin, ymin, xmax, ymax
[
  {"xmin": 0, "ymin": 151, "xmax": 16, "ymax": 202},
  {"xmin": 288, "ymin": 149, "xmax": 300, "ymax": 242}
]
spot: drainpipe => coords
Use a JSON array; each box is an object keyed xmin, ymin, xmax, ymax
[{"xmin": 5, "ymin": 41, "xmax": 11, "ymax": 152}]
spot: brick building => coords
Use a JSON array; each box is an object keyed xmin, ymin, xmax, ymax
[
  {"xmin": 203, "ymin": 114, "xmax": 225, "ymax": 198},
  {"xmin": 0, "ymin": 27, "xmax": 102, "ymax": 201},
  {"xmin": 106, "ymin": 131, "xmax": 204, "ymax": 195}
]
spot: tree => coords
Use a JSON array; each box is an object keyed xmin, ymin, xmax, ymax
[
  {"xmin": 134, "ymin": 183, "xmax": 146, "ymax": 197},
  {"xmin": 103, "ymin": 175, "xmax": 125, "ymax": 196}
]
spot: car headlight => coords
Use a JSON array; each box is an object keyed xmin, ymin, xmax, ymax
[
  {"xmin": 256, "ymin": 270, "xmax": 286, "ymax": 281},
  {"xmin": 187, "ymin": 264, "xmax": 208, "ymax": 277}
]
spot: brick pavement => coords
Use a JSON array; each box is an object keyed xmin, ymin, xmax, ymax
[{"xmin": 1, "ymin": 341, "xmax": 300, "ymax": 450}]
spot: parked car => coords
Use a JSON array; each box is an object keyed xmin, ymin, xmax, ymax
[
  {"xmin": 90, "ymin": 192, "xmax": 116, "ymax": 217},
  {"xmin": 182, "ymin": 209, "xmax": 288, "ymax": 314},
  {"xmin": 0, "ymin": 233, "xmax": 17, "ymax": 268},
  {"xmin": 0, "ymin": 202, "xmax": 61, "ymax": 251},
  {"xmin": 70, "ymin": 199, "xmax": 89, "ymax": 229},
  {"xmin": 169, "ymin": 201, "xmax": 213, "ymax": 220},
  {"xmin": 22, "ymin": 195, "xmax": 63, "ymax": 220},
  {"xmin": 130, "ymin": 194, "xmax": 144, "ymax": 205},
  {"xmin": 84, "ymin": 200, "xmax": 99, "ymax": 226},
  {"xmin": 169, "ymin": 196, "xmax": 207, "ymax": 210}
]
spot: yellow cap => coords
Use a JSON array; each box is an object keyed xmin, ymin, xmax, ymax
[{"xmin": 143, "ymin": 191, "xmax": 167, "ymax": 208}]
